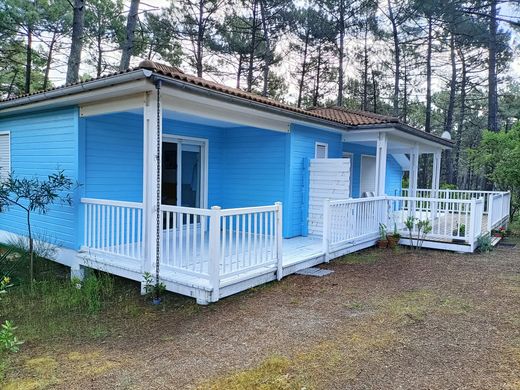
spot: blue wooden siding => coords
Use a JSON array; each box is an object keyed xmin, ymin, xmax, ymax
[
  {"xmin": 84, "ymin": 113, "xmax": 287, "ymax": 226},
  {"xmin": 286, "ymin": 124, "xmax": 342, "ymax": 237},
  {"xmin": 0, "ymin": 108, "xmax": 79, "ymax": 249},
  {"xmin": 343, "ymin": 142, "xmax": 403, "ymax": 198},
  {"xmin": 83, "ymin": 112, "xmax": 143, "ymax": 202}
]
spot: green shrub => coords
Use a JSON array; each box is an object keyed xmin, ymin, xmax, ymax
[{"xmin": 477, "ymin": 235, "xmax": 493, "ymax": 253}]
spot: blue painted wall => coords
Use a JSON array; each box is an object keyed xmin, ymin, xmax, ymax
[
  {"xmin": 286, "ymin": 124, "xmax": 343, "ymax": 237},
  {"xmin": 0, "ymin": 107, "xmax": 80, "ymax": 249},
  {"xmin": 83, "ymin": 112, "xmax": 143, "ymax": 202},
  {"xmin": 83, "ymin": 114, "xmax": 288, "ymax": 229},
  {"xmin": 343, "ymin": 142, "xmax": 403, "ymax": 198},
  {"xmin": 0, "ymin": 107, "xmax": 405, "ymax": 252}
]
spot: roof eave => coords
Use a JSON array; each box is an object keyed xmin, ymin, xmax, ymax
[
  {"xmin": 0, "ymin": 69, "xmax": 152, "ymax": 113},
  {"xmin": 150, "ymin": 73, "xmax": 355, "ymax": 134},
  {"xmin": 352, "ymin": 122, "xmax": 454, "ymax": 148}
]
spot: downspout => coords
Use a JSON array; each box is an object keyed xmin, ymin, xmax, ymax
[{"xmin": 154, "ymin": 79, "xmax": 162, "ymax": 299}]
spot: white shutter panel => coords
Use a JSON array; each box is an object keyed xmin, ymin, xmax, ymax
[{"xmin": 0, "ymin": 133, "xmax": 11, "ymax": 180}]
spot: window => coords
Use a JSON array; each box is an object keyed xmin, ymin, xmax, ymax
[
  {"xmin": 315, "ymin": 142, "xmax": 328, "ymax": 159},
  {"xmin": 0, "ymin": 132, "xmax": 10, "ymax": 181}
]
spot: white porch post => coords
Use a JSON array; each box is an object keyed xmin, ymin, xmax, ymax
[
  {"xmin": 375, "ymin": 132, "xmax": 388, "ymax": 196},
  {"xmin": 432, "ymin": 151, "xmax": 441, "ymax": 193},
  {"xmin": 431, "ymin": 151, "xmax": 442, "ymax": 220},
  {"xmin": 142, "ymin": 86, "xmax": 162, "ymax": 286},
  {"xmin": 408, "ymin": 144, "xmax": 420, "ymax": 217},
  {"xmin": 408, "ymin": 144, "xmax": 419, "ymax": 197}
]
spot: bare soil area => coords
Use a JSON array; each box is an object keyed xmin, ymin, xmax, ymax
[{"xmin": 3, "ymin": 240, "xmax": 520, "ymax": 389}]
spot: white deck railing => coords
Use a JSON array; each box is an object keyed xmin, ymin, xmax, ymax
[
  {"xmin": 323, "ymin": 195, "xmax": 492, "ymax": 254},
  {"xmin": 487, "ymin": 192, "xmax": 511, "ymax": 231},
  {"xmin": 81, "ymin": 198, "xmax": 144, "ymax": 260},
  {"xmin": 402, "ymin": 188, "xmax": 509, "ymax": 214},
  {"xmin": 324, "ymin": 196, "xmax": 388, "ymax": 252},
  {"xmin": 82, "ymin": 198, "xmax": 283, "ymax": 300}
]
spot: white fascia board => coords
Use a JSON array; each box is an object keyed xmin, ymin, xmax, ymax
[
  {"xmin": 341, "ymin": 128, "xmax": 393, "ymax": 142},
  {"xmin": 80, "ymin": 93, "xmax": 147, "ymax": 117},
  {"xmin": 0, "ymin": 78, "xmax": 151, "ymax": 117},
  {"xmin": 161, "ymin": 87, "xmax": 292, "ymax": 133}
]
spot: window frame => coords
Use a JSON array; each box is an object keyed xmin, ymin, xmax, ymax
[
  {"xmin": 0, "ymin": 131, "xmax": 11, "ymax": 181},
  {"xmin": 315, "ymin": 142, "xmax": 328, "ymax": 159}
]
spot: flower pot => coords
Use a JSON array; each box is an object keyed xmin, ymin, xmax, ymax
[
  {"xmin": 152, "ymin": 297, "xmax": 162, "ymax": 305},
  {"xmin": 377, "ymin": 239, "xmax": 388, "ymax": 249},
  {"xmin": 387, "ymin": 235, "xmax": 400, "ymax": 249}
]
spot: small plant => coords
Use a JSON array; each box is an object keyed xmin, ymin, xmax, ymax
[
  {"xmin": 494, "ymin": 226, "xmax": 507, "ymax": 238},
  {"xmin": 0, "ymin": 170, "xmax": 76, "ymax": 285},
  {"xmin": 0, "ymin": 274, "xmax": 23, "ymax": 356},
  {"xmin": 477, "ymin": 235, "xmax": 493, "ymax": 253},
  {"xmin": 404, "ymin": 217, "xmax": 432, "ymax": 250},
  {"xmin": 452, "ymin": 223, "xmax": 466, "ymax": 237},
  {"xmin": 377, "ymin": 223, "xmax": 388, "ymax": 249},
  {"xmin": 142, "ymin": 272, "xmax": 166, "ymax": 303},
  {"xmin": 0, "ymin": 321, "xmax": 23, "ymax": 353},
  {"xmin": 387, "ymin": 223, "xmax": 401, "ymax": 249}
]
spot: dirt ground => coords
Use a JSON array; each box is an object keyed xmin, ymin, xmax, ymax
[{"xmin": 4, "ymin": 239, "xmax": 520, "ymax": 389}]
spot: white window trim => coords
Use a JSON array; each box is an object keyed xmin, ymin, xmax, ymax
[
  {"xmin": 315, "ymin": 142, "xmax": 328, "ymax": 159},
  {"xmin": 360, "ymin": 154, "xmax": 377, "ymax": 196},
  {"xmin": 0, "ymin": 131, "xmax": 11, "ymax": 181},
  {"xmin": 162, "ymin": 134, "xmax": 209, "ymax": 209}
]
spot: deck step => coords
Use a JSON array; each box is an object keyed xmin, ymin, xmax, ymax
[
  {"xmin": 491, "ymin": 236, "xmax": 502, "ymax": 247},
  {"xmin": 295, "ymin": 267, "xmax": 334, "ymax": 277}
]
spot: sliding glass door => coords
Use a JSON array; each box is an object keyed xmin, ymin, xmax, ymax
[{"xmin": 161, "ymin": 136, "xmax": 206, "ymax": 209}]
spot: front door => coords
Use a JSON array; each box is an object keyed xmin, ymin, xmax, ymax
[{"xmin": 161, "ymin": 136, "xmax": 206, "ymax": 208}]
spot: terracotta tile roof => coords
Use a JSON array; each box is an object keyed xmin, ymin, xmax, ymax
[
  {"xmin": 307, "ymin": 106, "xmax": 399, "ymax": 126},
  {"xmin": 0, "ymin": 67, "xmax": 143, "ymax": 102}
]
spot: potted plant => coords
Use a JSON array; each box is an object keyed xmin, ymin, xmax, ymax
[
  {"xmin": 377, "ymin": 223, "xmax": 388, "ymax": 249},
  {"xmin": 387, "ymin": 223, "xmax": 401, "ymax": 249},
  {"xmin": 452, "ymin": 224, "xmax": 466, "ymax": 244},
  {"xmin": 143, "ymin": 272, "xmax": 166, "ymax": 305}
]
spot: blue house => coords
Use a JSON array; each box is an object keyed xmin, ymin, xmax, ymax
[{"xmin": 0, "ymin": 61, "xmax": 508, "ymax": 304}]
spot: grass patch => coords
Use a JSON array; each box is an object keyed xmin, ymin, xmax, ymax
[
  {"xmin": 381, "ymin": 289, "xmax": 473, "ymax": 325},
  {"xmin": 201, "ymin": 319, "xmax": 399, "ymax": 389},
  {"xmin": 336, "ymin": 251, "xmax": 381, "ymax": 265}
]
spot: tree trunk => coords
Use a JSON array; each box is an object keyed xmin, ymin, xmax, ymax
[
  {"xmin": 96, "ymin": 33, "xmax": 103, "ymax": 77},
  {"xmin": 487, "ymin": 0, "xmax": 499, "ymax": 132},
  {"xmin": 387, "ymin": 0, "xmax": 400, "ymax": 117},
  {"xmin": 259, "ymin": 0, "xmax": 271, "ymax": 97},
  {"xmin": 362, "ymin": 23, "xmax": 369, "ymax": 111},
  {"xmin": 443, "ymin": 33, "xmax": 457, "ymax": 184},
  {"xmin": 337, "ymin": 0, "xmax": 345, "ymax": 106},
  {"xmin": 247, "ymin": 0, "xmax": 258, "ymax": 92},
  {"xmin": 43, "ymin": 31, "xmax": 57, "ymax": 90},
  {"xmin": 297, "ymin": 31, "xmax": 310, "ymax": 108},
  {"xmin": 313, "ymin": 44, "xmax": 322, "ymax": 107},
  {"xmin": 25, "ymin": 25, "xmax": 32, "ymax": 94},
  {"xmin": 236, "ymin": 55, "xmax": 243, "ymax": 88},
  {"xmin": 7, "ymin": 70, "xmax": 18, "ymax": 99},
  {"xmin": 120, "ymin": 0, "xmax": 140, "ymax": 71},
  {"xmin": 26, "ymin": 210, "xmax": 33, "ymax": 286},
  {"xmin": 196, "ymin": 0, "xmax": 204, "ymax": 77},
  {"xmin": 372, "ymin": 70, "xmax": 377, "ymax": 113},
  {"xmin": 454, "ymin": 49, "xmax": 467, "ymax": 187},
  {"xmin": 66, "ymin": 0, "xmax": 86, "ymax": 85},
  {"xmin": 425, "ymin": 15, "xmax": 433, "ymax": 133}
]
